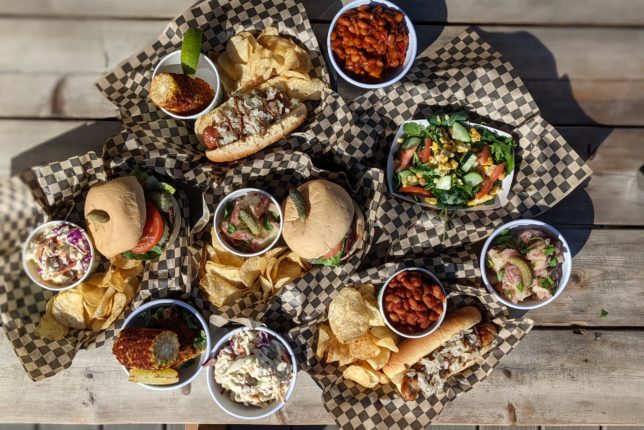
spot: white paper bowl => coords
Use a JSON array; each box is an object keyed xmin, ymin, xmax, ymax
[
  {"xmin": 387, "ymin": 119, "xmax": 515, "ymax": 212},
  {"xmin": 377, "ymin": 267, "xmax": 447, "ymax": 339},
  {"xmin": 480, "ymin": 219, "xmax": 573, "ymax": 310},
  {"xmin": 119, "ymin": 299, "xmax": 212, "ymax": 391},
  {"xmin": 213, "ymin": 188, "xmax": 283, "ymax": 258},
  {"xmin": 206, "ymin": 326, "xmax": 298, "ymax": 420},
  {"xmin": 326, "ymin": 0, "xmax": 417, "ymax": 89},
  {"xmin": 151, "ymin": 51, "xmax": 223, "ymax": 120},
  {"xmin": 21, "ymin": 220, "xmax": 96, "ymax": 292}
]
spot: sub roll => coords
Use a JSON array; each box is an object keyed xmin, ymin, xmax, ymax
[
  {"xmin": 383, "ymin": 306, "xmax": 497, "ymax": 401},
  {"xmin": 112, "ymin": 327, "xmax": 180, "ymax": 370}
]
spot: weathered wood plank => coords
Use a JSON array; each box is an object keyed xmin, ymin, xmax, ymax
[
  {"xmin": 2, "ymin": 22, "xmax": 644, "ymax": 126},
  {"xmin": 1, "ymin": 0, "xmax": 644, "ymax": 26},
  {"xmin": 0, "ymin": 329, "xmax": 642, "ymax": 425}
]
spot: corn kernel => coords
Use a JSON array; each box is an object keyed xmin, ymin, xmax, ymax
[
  {"xmin": 419, "ymin": 178, "xmax": 427, "ymax": 186},
  {"xmin": 397, "ymin": 137, "xmax": 405, "ymax": 144}
]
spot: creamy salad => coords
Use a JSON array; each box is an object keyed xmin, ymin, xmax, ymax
[
  {"xmin": 213, "ymin": 330, "xmax": 292, "ymax": 408},
  {"xmin": 25, "ymin": 223, "xmax": 92, "ymax": 286}
]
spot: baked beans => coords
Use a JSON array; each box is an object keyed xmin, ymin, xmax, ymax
[
  {"xmin": 330, "ymin": 4, "xmax": 409, "ymax": 82},
  {"xmin": 383, "ymin": 270, "xmax": 445, "ymax": 334}
]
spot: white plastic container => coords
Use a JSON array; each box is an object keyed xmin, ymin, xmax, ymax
[
  {"xmin": 480, "ymin": 219, "xmax": 573, "ymax": 310},
  {"xmin": 206, "ymin": 326, "xmax": 298, "ymax": 420},
  {"xmin": 151, "ymin": 51, "xmax": 223, "ymax": 120},
  {"xmin": 377, "ymin": 267, "xmax": 447, "ymax": 339},
  {"xmin": 212, "ymin": 188, "xmax": 283, "ymax": 258},
  {"xmin": 119, "ymin": 299, "xmax": 212, "ymax": 391},
  {"xmin": 327, "ymin": 0, "xmax": 417, "ymax": 89}
]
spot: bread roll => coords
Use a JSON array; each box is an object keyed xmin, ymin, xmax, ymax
[{"xmin": 84, "ymin": 176, "xmax": 145, "ymax": 258}]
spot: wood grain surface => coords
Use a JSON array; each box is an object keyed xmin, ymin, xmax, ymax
[{"xmin": 0, "ymin": 0, "xmax": 642, "ymax": 426}]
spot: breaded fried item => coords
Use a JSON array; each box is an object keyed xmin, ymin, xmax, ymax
[{"xmin": 150, "ymin": 72, "xmax": 214, "ymax": 115}]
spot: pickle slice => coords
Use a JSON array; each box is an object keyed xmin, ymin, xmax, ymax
[
  {"xmin": 239, "ymin": 209, "xmax": 260, "ymax": 236},
  {"xmin": 289, "ymin": 188, "xmax": 307, "ymax": 222},
  {"xmin": 507, "ymin": 257, "xmax": 533, "ymax": 288}
]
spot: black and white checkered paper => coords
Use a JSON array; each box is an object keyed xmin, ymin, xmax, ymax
[{"xmin": 0, "ymin": 131, "xmax": 199, "ymax": 381}]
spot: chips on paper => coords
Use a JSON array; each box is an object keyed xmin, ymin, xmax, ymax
[
  {"xmin": 199, "ymin": 230, "xmax": 310, "ymax": 308},
  {"xmin": 316, "ymin": 284, "xmax": 398, "ymax": 389},
  {"xmin": 216, "ymin": 26, "xmax": 326, "ymax": 99},
  {"xmin": 36, "ymin": 262, "xmax": 142, "ymax": 339},
  {"xmin": 328, "ymin": 287, "xmax": 370, "ymax": 344}
]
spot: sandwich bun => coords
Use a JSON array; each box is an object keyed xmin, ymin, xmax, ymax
[
  {"xmin": 195, "ymin": 79, "xmax": 307, "ymax": 163},
  {"xmin": 84, "ymin": 176, "xmax": 146, "ymax": 258},
  {"xmin": 282, "ymin": 180, "xmax": 355, "ymax": 260},
  {"xmin": 383, "ymin": 306, "xmax": 482, "ymax": 380}
]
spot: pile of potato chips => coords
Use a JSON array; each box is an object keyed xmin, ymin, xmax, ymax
[
  {"xmin": 36, "ymin": 258, "xmax": 142, "ymax": 340},
  {"xmin": 199, "ymin": 234, "xmax": 309, "ymax": 308},
  {"xmin": 317, "ymin": 284, "xmax": 399, "ymax": 389},
  {"xmin": 216, "ymin": 26, "xmax": 326, "ymax": 100}
]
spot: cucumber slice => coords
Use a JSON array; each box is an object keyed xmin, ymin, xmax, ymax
[
  {"xmin": 507, "ymin": 257, "xmax": 533, "ymax": 289},
  {"xmin": 463, "ymin": 172, "xmax": 484, "ymax": 186},
  {"xmin": 401, "ymin": 136, "xmax": 422, "ymax": 149},
  {"xmin": 451, "ymin": 122, "xmax": 471, "ymax": 142},
  {"xmin": 460, "ymin": 153, "xmax": 476, "ymax": 172},
  {"xmin": 435, "ymin": 175, "xmax": 452, "ymax": 190}
]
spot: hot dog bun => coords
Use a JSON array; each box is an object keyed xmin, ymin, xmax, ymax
[
  {"xmin": 383, "ymin": 306, "xmax": 482, "ymax": 380},
  {"xmin": 195, "ymin": 79, "xmax": 307, "ymax": 163}
]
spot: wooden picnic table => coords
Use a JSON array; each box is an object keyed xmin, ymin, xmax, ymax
[{"xmin": 0, "ymin": 0, "xmax": 643, "ymax": 426}]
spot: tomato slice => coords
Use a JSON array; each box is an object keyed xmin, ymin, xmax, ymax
[
  {"xmin": 396, "ymin": 147, "xmax": 417, "ymax": 172},
  {"xmin": 131, "ymin": 201, "xmax": 165, "ymax": 254},
  {"xmin": 418, "ymin": 138, "xmax": 432, "ymax": 163},
  {"xmin": 319, "ymin": 239, "xmax": 344, "ymax": 260},
  {"xmin": 477, "ymin": 144, "xmax": 490, "ymax": 165},
  {"xmin": 399, "ymin": 186, "xmax": 433, "ymax": 197},
  {"xmin": 475, "ymin": 163, "xmax": 505, "ymax": 199}
]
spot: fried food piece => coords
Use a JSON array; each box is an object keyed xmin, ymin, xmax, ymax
[{"xmin": 150, "ymin": 72, "xmax": 214, "ymax": 115}]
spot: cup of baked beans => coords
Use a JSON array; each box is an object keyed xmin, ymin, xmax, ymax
[
  {"xmin": 377, "ymin": 267, "xmax": 447, "ymax": 338},
  {"xmin": 327, "ymin": 0, "xmax": 417, "ymax": 89}
]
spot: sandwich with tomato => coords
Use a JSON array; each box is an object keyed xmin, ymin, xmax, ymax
[
  {"xmin": 281, "ymin": 179, "xmax": 364, "ymax": 267},
  {"xmin": 84, "ymin": 172, "xmax": 178, "ymax": 261}
]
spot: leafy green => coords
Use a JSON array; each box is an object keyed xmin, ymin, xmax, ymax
[
  {"xmin": 539, "ymin": 277, "xmax": 555, "ymax": 289},
  {"xmin": 487, "ymin": 135, "xmax": 516, "ymax": 174},
  {"xmin": 309, "ymin": 240, "xmax": 345, "ymax": 267},
  {"xmin": 494, "ymin": 235, "xmax": 516, "ymax": 247},
  {"xmin": 227, "ymin": 223, "xmax": 236, "ymax": 234},
  {"xmin": 544, "ymin": 245, "xmax": 555, "ymax": 256},
  {"xmin": 193, "ymin": 329, "xmax": 207, "ymax": 351},
  {"xmin": 121, "ymin": 245, "xmax": 163, "ymax": 261},
  {"xmin": 517, "ymin": 281, "xmax": 525, "ymax": 292},
  {"xmin": 263, "ymin": 217, "xmax": 273, "ymax": 232},
  {"xmin": 223, "ymin": 202, "xmax": 233, "ymax": 219},
  {"xmin": 402, "ymin": 122, "xmax": 426, "ymax": 137},
  {"xmin": 548, "ymin": 256, "xmax": 558, "ymax": 268},
  {"xmin": 498, "ymin": 269, "xmax": 505, "ymax": 281},
  {"xmin": 599, "ymin": 309, "xmax": 608, "ymax": 318}
]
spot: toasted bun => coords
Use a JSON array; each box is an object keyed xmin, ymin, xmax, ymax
[
  {"xmin": 282, "ymin": 180, "xmax": 355, "ymax": 260},
  {"xmin": 84, "ymin": 176, "xmax": 145, "ymax": 258},
  {"xmin": 340, "ymin": 205, "xmax": 365, "ymax": 262},
  {"xmin": 383, "ymin": 306, "xmax": 482, "ymax": 380},
  {"xmin": 195, "ymin": 79, "xmax": 307, "ymax": 163}
]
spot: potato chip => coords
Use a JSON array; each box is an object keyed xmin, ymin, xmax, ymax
[
  {"xmin": 78, "ymin": 282, "xmax": 105, "ymax": 308},
  {"xmin": 205, "ymin": 260, "xmax": 244, "ymax": 286},
  {"xmin": 210, "ymin": 236, "xmax": 245, "ymax": 267},
  {"xmin": 356, "ymin": 283, "xmax": 376, "ymax": 300},
  {"xmin": 36, "ymin": 299, "xmax": 69, "ymax": 340},
  {"xmin": 200, "ymin": 272, "xmax": 246, "ymax": 308},
  {"xmin": 375, "ymin": 336, "xmax": 399, "ymax": 353},
  {"xmin": 316, "ymin": 323, "xmax": 334, "ymax": 360},
  {"xmin": 94, "ymin": 286, "xmax": 116, "ymax": 320},
  {"xmin": 226, "ymin": 31, "xmax": 258, "ymax": 63},
  {"xmin": 348, "ymin": 334, "xmax": 381, "ymax": 360},
  {"xmin": 364, "ymin": 301, "xmax": 385, "ymax": 327},
  {"xmin": 325, "ymin": 339, "xmax": 356, "ymax": 366},
  {"xmin": 97, "ymin": 292, "xmax": 127, "ymax": 331},
  {"xmin": 343, "ymin": 365, "xmax": 380, "ymax": 389},
  {"xmin": 357, "ymin": 361, "xmax": 390, "ymax": 385},
  {"xmin": 328, "ymin": 288, "xmax": 370, "ymax": 344},
  {"xmin": 366, "ymin": 347, "xmax": 390, "ymax": 371},
  {"xmin": 239, "ymin": 256, "xmax": 268, "ymax": 288},
  {"xmin": 109, "ymin": 254, "xmax": 142, "ymax": 270},
  {"xmin": 52, "ymin": 290, "xmax": 86, "ymax": 330}
]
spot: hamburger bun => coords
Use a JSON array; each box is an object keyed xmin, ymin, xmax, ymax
[
  {"xmin": 282, "ymin": 180, "xmax": 355, "ymax": 260},
  {"xmin": 84, "ymin": 176, "xmax": 146, "ymax": 258}
]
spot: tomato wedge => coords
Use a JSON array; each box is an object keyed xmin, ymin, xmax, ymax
[
  {"xmin": 396, "ymin": 147, "xmax": 417, "ymax": 172},
  {"xmin": 399, "ymin": 186, "xmax": 433, "ymax": 197},
  {"xmin": 131, "ymin": 200, "xmax": 165, "ymax": 254},
  {"xmin": 477, "ymin": 144, "xmax": 490, "ymax": 165},
  {"xmin": 475, "ymin": 163, "xmax": 505, "ymax": 199},
  {"xmin": 418, "ymin": 138, "xmax": 432, "ymax": 163}
]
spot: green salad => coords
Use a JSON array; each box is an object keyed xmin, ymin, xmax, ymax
[{"xmin": 392, "ymin": 113, "xmax": 516, "ymax": 208}]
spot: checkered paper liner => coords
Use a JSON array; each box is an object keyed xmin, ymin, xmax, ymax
[
  {"xmin": 334, "ymin": 28, "xmax": 592, "ymax": 252},
  {"xmin": 281, "ymin": 258, "xmax": 534, "ymax": 430},
  {"xmin": 95, "ymin": 0, "xmax": 351, "ymax": 183},
  {"xmin": 186, "ymin": 150, "xmax": 388, "ymax": 329},
  {"xmin": 0, "ymin": 133, "xmax": 197, "ymax": 381}
]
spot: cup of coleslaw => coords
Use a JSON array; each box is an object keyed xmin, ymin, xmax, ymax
[
  {"xmin": 21, "ymin": 220, "xmax": 97, "ymax": 291},
  {"xmin": 206, "ymin": 326, "xmax": 298, "ymax": 420}
]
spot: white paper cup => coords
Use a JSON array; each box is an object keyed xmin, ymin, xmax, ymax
[
  {"xmin": 21, "ymin": 220, "xmax": 96, "ymax": 292},
  {"xmin": 480, "ymin": 219, "xmax": 573, "ymax": 310},
  {"xmin": 327, "ymin": 0, "xmax": 417, "ymax": 89},
  {"xmin": 151, "ymin": 51, "xmax": 223, "ymax": 120},
  {"xmin": 213, "ymin": 188, "xmax": 283, "ymax": 258},
  {"xmin": 206, "ymin": 326, "xmax": 298, "ymax": 420},
  {"xmin": 378, "ymin": 267, "xmax": 447, "ymax": 339},
  {"xmin": 119, "ymin": 299, "xmax": 212, "ymax": 391}
]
